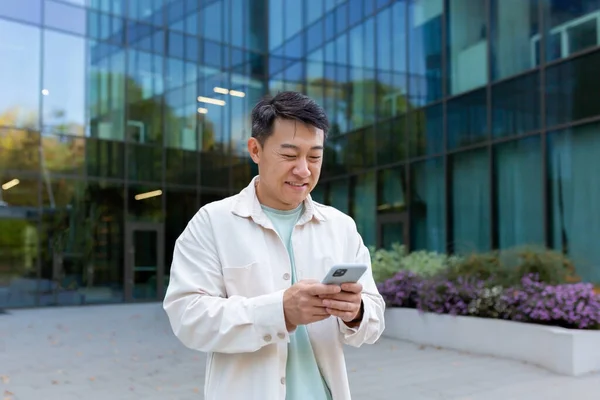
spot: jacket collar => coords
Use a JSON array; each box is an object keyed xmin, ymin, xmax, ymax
[{"xmin": 231, "ymin": 176, "xmax": 326, "ymax": 227}]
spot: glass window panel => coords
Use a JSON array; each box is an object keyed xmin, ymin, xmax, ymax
[
  {"xmin": 41, "ymin": 134, "xmax": 85, "ymax": 176},
  {"xmin": 545, "ymin": 51, "xmax": 600, "ymax": 128},
  {"xmin": 378, "ymin": 166, "xmax": 407, "ymax": 213},
  {"xmin": 0, "ymin": 20, "xmax": 40, "ymax": 130},
  {"xmin": 269, "ymin": 0, "xmax": 284, "ymax": 50},
  {"xmin": 44, "ymin": 0, "xmax": 87, "ymax": 36},
  {"xmin": 231, "ymin": 0, "xmax": 244, "ymax": 48},
  {"xmin": 376, "ymin": 116, "xmax": 407, "ymax": 165},
  {"xmin": 409, "ymin": 104, "xmax": 443, "ymax": 157},
  {"xmin": 447, "ymin": 89, "xmax": 487, "ymax": 149},
  {"xmin": 42, "ymin": 30, "xmax": 86, "ymax": 136},
  {"xmin": 377, "ymin": 7, "xmax": 392, "ymax": 72},
  {"xmin": 128, "ymin": 184, "xmax": 164, "ymax": 223},
  {"xmin": 88, "ymin": 10, "xmax": 125, "ymax": 45},
  {"xmin": 38, "ymin": 178, "xmax": 86, "ymax": 306},
  {"xmin": 446, "ymin": 0, "xmax": 488, "ymax": 95},
  {"xmin": 335, "ymin": 3, "xmax": 348, "ymax": 35},
  {"xmin": 451, "ymin": 148, "xmax": 490, "ymax": 253},
  {"xmin": 491, "ymin": 0, "xmax": 539, "ymax": 80},
  {"xmin": 543, "ymin": 0, "xmax": 600, "ymax": 63},
  {"xmin": 310, "ymin": 184, "xmax": 326, "ymax": 203},
  {"xmin": 0, "ymin": 174, "xmax": 40, "ymax": 308},
  {"xmin": 492, "ymin": 72, "xmax": 540, "ymax": 138},
  {"xmin": 411, "ymin": 157, "xmax": 445, "ymax": 252},
  {"xmin": 408, "ymin": 0, "xmax": 443, "ymax": 105},
  {"xmin": 353, "ymin": 172, "xmax": 377, "ymax": 247},
  {"xmin": 349, "ymin": 0, "xmax": 363, "ymax": 26},
  {"xmin": 0, "ymin": 128, "xmax": 40, "ymax": 174},
  {"xmin": 165, "ymin": 148, "xmax": 198, "ymax": 185},
  {"xmin": 0, "ymin": 0, "xmax": 42, "ymax": 24},
  {"xmin": 200, "ymin": 152, "xmax": 230, "ymax": 188},
  {"xmin": 203, "ymin": 1, "xmax": 223, "ymax": 42},
  {"xmin": 128, "ymin": 144, "xmax": 162, "ymax": 182},
  {"xmin": 329, "ymin": 178, "xmax": 349, "ymax": 214},
  {"xmin": 494, "ymin": 136, "xmax": 544, "ymax": 249},
  {"xmin": 127, "ymin": 49, "xmax": 164, "ymax": 144},
  {"xmin": 164, "ymin": 188, "xmax": 197, "ymax": 275},
  {"xmin": 306, "ymin": 0, "xmax": 324, "ymax": 25},
  {"xmin": 85, "ymin": 138, "xmax": 125, "ymax": 179},
  {"xmin": 548, "ymin": 122, "xmax": 600, "ymax": 283},
  {"xmin": 89, "ymin": 43, "xmax": 126, "ymax": 141}
]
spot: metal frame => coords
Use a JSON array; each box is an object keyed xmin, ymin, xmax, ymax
[{"xmin": 124, "ymin": 221, "xmax": 165, "ymax": 302}]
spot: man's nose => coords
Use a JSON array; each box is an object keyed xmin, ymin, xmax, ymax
[{"xmin": 293, "ymin": 159, "xmax": 311, "ymax": 178}]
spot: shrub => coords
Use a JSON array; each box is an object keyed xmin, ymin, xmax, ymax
[
  {"xmin": 380, "ymin": 272, "xmax": 600, "ymax": 330},
  {"xmin": 400, "ymin": 250, "xmax": 462, "ymax": 278},
  {"xmin": 369, "ymin": 243, "xmax": 407, "ymax": 283}
]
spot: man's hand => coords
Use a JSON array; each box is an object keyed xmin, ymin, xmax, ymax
[
  {"xmin": 320, "ymin": 283, "xmax": 363, "ymax": 323},
  {"xmin": 283, "ymin": 280, "xmax": 342, "ymax": 331}
]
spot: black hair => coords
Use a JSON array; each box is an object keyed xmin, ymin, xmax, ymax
[{"xmin": 251, "ymin": 91, "xmax": 329, "ymax": 146}]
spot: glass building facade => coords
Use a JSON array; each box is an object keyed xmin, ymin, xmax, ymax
[{"xmin": 1, "ymin": 0, "xmax": 600, "ymax": 308}]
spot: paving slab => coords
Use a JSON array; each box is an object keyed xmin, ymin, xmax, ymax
[{"xmin": 1, "ymin": 303, "xmax": 599, "ymax": 399}]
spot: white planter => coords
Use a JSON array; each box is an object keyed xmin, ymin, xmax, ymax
[{"xmin": 383, "ymin": 307, "xmax": 600, "ymax": 376}]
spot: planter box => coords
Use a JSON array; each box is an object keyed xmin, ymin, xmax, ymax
[{"xmin": 383, "ymin": 307, "xmax": 600, "ymax": 376}]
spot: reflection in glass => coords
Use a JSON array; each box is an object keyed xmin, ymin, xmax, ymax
[
  {"xmin": 495, "ymin": 137, "xmax": 544, "ymax": 249},
  {"xmin": 128, "ymin": 144, "xmax": 162, "ymax": 182},
  {"xmin": 44, "ymin": 0, "xmax": 87, "ymax": 36},
  {"xmin": 0, "ymin": 175, "xmax": 40, "ymax": 308},
  {"xmin": 43, "ymin": 30, "xmax": 87, "ymax": 136},
  {"xmin": 165, "ymin": 148, "xmax": 198, "ymax": 186},
  {"xmin": 127, "ymin": 49, "xmax": 164, "ymax": 144},
  {"xmin": 131, "ymin": 229, "xmax": 158, "ymax": 300},
  {"xmin": 446, "ymin": 0, "xmax": 488, "ymax": 95},
  {"xmin": 409, "ymin": 104, "xmax": 443, "ymax": 157},
  {"xmin": 0, "ymin": 0, "xmax": 42, "ymax": 24},
  {"xmin": 329, "ymin": 179, "xmax": 349, "ymax": 214},
  {"xmin": 378, "ymin": 167, "xmax": 407, "ymax": 214},
  {"xmin": 0, "ymin": 20, "xmax": 40, "ymax": 129},
  {"xmin": 548, "ymin": 122, "xmax": 600, "ymax": 283},
  {"xmin": 89, "ymin": 43, "xmax": 126, "ymax": 141},
  {"xmin": 352, "ymin": 172, "xmax": 376, "ymax": 246},
  {"xmin": 447, "ymin": 89, "xmax": 487, "ymax": 149},
  {"xmin": 128, "ymin": 185, "xmax": 163, "ymax": 222},
  {"xmin": 408, "ymin": 0, "xmax": 443, "ymax": 105},
  {"xmin": 492, "ymin": 72, "xmax": 540, "ymax": 138},
  {"xmin": 377, "ymin": 116, "xmax": 407, "ymax": 165},
  {"xmin": 0, "ymin": 129, "xmax": 40, "ymax": 173},
  {"xmin": 39, "ymin": 179, "xmax": 125, "ymax": 305},
  {"xmin": 545, "ymin": 50, "xmax": 600, "ymax": 128},
  {"xmin": 451, "ymin": 148, "xmax": 490, "ymax": 253},
  {"xmin": 86, "ymin": 138, "xmax": 125, "ymax": 178},
  {"xmin": 491, "ymin": 0, "xmax": 539, "ymax": 80},
  {"xmin": 411, "ymin": 158, "xmax": 445, "ymax": 252},
  {"xmin": 164, "ymin": 188, "xmax": 197, "ymax": 275},
  {"xmin": 542, "ymin": 0, "xmax": 600, "ymax": 63},
  {"xmin": 41, "ymin": 134, "xmax": 86, "ymax": 176}
]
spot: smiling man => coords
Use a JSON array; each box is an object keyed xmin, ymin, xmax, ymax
[{"xmin": 163, "ymin": 91, "xmax": 385, "ymax": 400}]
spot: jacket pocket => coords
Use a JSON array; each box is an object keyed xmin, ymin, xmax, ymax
[{"xmin": 222, "ymin": 261, "xmax": 270, "ymax": 298}]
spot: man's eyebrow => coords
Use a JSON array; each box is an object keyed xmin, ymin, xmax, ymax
[{"xmin": 280, "ymin": 144, "xmax": 324, "ymax": 150}]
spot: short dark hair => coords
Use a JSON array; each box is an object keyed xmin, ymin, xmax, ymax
[{"xmin": 251, "ymin": 91, "xmax": 329, "ymax": 146}]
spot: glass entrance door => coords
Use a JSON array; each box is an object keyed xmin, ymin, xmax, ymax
[
  {"xmin": 125, "ymin": 222, "xmax": 164, "ymax": 301},
  {"xmin": 377, "ymin": 213, "xmax": 409, "ymax": 250}
]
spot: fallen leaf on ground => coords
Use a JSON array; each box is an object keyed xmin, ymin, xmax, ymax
[
  {"xmin": 0, "ymin": 376, "xmax": 9, "ymax": 384},
  {"xmin": 51, "ymin": 380, "xmax": 59, "ymax": 385},
  {"xmin": 193, "ymin": 388, "xmax": 200, "ymax": 393},
  {"xmin": 89, "ymin": 377, "xmax": 95, "ymax": 382}
]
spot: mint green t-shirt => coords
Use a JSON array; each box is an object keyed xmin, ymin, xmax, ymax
[{"xmin": 261, "ymin": 204, "xmax": 332, "ymax": 400}]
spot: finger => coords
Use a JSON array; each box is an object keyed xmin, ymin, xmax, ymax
[
  {"xmin": 308, "ymin": 283, "xmax": 341, "ymax": 296},
  {"xmin": 325, "ymin": 308, "xmax": 355, "ymax": 322},
  {"xmin": 321, "ymin": 299, "xmax": 358, "ymax": 313},
  {"xmin": 319, "ymin": 292, "xmax": 357, "ymax": 302},
  {"xmin": 340, "ymin": 282, "xmax": 362, "ymax": 293}
]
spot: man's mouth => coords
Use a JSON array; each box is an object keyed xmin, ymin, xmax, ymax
[{"xmin": 286, "ymin": 182, "xmax": 307, "ymax": 187}]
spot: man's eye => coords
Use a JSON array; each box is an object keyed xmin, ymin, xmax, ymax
[
  {"xmin": 309, "ymin": 156, "xmax": 322, "ymax": 160},
  {"xmin": 282, "ymin": 154, "xmax": 296, "ymax": 159}
]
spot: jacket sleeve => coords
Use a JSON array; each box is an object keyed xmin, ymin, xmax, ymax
[
  {"xmin": 337, "ymin": 221, "xmax": 386, "ymax": 347},
  {"xmin": 163, "ymin": 208, "xmax": 290, "ymax": 354}
]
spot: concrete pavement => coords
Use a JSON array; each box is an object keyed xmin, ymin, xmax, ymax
[{"xmin": 1, "ymin": 303, "xmax": 599, "ymax": 399}]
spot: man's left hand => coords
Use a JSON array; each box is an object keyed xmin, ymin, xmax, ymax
[{"xmin": 320, "ymin": 283, "xmax": 363, "ymax": 322}]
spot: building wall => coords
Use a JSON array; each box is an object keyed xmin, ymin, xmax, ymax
[{"xmin": 1, "ymin": 0, "xmax": 600, "ymax": 308}]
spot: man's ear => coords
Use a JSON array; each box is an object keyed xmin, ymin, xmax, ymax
[{"xmin": 247, "ymin": 137, "xmax": 261, "ymax": 164}]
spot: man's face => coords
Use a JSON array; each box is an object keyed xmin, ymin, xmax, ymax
[{"xmin": 247, "ymin": 118, "xmax": 325, "ymax": 210}]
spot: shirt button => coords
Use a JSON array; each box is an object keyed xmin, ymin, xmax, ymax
[
  {"xmin": 283, "ymin": 273, "xmax": 290, "ymax": 280},
  {"xmin": 280, "ymin": 377, "xmax": 286, "ymax": 385},
  {"xmin": 277, "ymin": 332, "xmax": 285, "ymax": 339},
  {"xmin": 263, "ymin": 334, "xmax": 272, "ymax": 342}
]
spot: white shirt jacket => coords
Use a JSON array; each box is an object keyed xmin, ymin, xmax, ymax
[{"xmin": 163, "ymin": 177, "xmax": 386, "ymax": 399}]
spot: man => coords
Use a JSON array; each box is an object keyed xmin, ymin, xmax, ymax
[{"xmin": 163, "ymin": 91, "xmax": 385, "ymax": 399}]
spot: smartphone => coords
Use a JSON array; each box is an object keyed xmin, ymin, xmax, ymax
[{"xmin": 321, "ymin": 264, "xmax": 367, "ymax": 285}]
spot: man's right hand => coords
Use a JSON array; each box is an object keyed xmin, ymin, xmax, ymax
[{"xmin": 283, "ymin": 280, "xmax": 341, "ymax": 331}]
